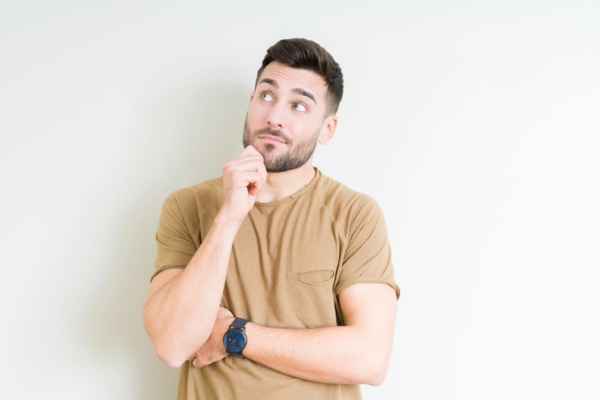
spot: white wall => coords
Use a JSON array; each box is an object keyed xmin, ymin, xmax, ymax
[{"xmin": 1, "ymin": 1, "xmax": 598, "ymax": 399}]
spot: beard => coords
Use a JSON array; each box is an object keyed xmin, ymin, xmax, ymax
[{"xmin": 243, "ymin": 121, "xmax": 320, "ymax": 173}]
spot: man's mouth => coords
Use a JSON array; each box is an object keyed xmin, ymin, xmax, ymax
[
  {"xmin": 254, "ymin": 128, "xmax": 289, "ymax": 144},
  {"xmin": 257, "ymin": 134, "xmax": 286, "ymax": 144}
]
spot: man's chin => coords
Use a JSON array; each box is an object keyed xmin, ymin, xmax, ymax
[
  {"xmin": 263, "ymin": 156, "xmax": 287, "ymax": 173},
  {"xmin": 250, "ymin": 142, "xmax": 278, "ymax": 158},
  {"xmin": 264, "ymin": 155, "xmax": 312, "ymax": 173}
]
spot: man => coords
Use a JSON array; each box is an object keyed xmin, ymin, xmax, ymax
[{"xmin": 143, "ymin": 38, "xmax": 399, "ymax": 400}]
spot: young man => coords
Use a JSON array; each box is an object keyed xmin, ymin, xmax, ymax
[{"xmin": 143, "ymin": 38, "xmax": 399, "ymax": 400}]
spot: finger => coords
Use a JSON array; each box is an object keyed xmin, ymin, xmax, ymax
[
  {"xmin": 243, "ymin": 144, "xmax": 261, "ymax": 157},
  {"xmin": 245, "ymin": 171, "xmax": 267, "ymax": 196},
  {"xmin": 225, "ymin": 170, "xmax": 263, "ymax": 189},
  {"xmin": 192, "ymin": 357, "xmax": 202, "ymax": 368},
  {"xmin": 223, "ymin": 156, "xmax": 265, "ymax": 175},
  {"xmin": 248, "ymin": 164, "xmax": 267, "ymax": 195},
  {"xmin": 218, "ymin": 307, "xmax": 234, "ymax": 319},
  {"xmin": 236, "ymin": 145, "xmax": 263, "ymax": 161},
  {"xmin": 235, "ymin": 151, "xmax": 263, "ymax": 163}
]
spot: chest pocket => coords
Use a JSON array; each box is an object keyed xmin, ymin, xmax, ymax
[
  {"xmin": 286, "ymin": 228, "xmax": 340, "ymax": 328},
  {"xmin": 288, "ymin": 266, "xmax": 337, "ymax": 328}
]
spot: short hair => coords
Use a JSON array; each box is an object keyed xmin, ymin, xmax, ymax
[{"xmin": 256, "ymin": 38, "xmax": 344, "ymax": 115}]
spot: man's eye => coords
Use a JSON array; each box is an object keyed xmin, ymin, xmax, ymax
[
  {"xmin": 292, "ymin": 103, "xmax": 307, "ymax": 112},
  {"xmin": 261, "ymin": 93, "xmax": 273, "ymax": 101}
]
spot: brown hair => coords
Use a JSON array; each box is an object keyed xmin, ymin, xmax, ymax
[{"xmin": 256, "ymin": 38, "xmax": 344, "ymax": 115}]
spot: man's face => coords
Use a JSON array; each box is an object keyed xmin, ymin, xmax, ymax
[{"xmin": 243, "ymin": 62, "xmax": 337, "ymax": 173}]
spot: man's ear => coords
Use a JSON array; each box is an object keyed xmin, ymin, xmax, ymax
[
  {"xmin": 250, "ymin": 92, "xmax": 254, "ymax": 101},
  {"xmin": 319, "ymin": 115, "xmax": 338, "ymax": 145}
]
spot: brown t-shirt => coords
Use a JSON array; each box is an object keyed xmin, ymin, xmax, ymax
[{"xmin": 153, "ymin": 169, "xmax": 399, "ymax": 400}]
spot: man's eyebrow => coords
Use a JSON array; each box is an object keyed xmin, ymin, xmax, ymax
[
  {"xmin": 259, "ymin": 78, "xmax": 278, "ymax": 88},
  {"xmin": 292, "ymin": 88, "xmax": 317, "ymax": 105},
  {"xmin": 258, "ymin": 78, "xmax": 317, "ymax": 104}
]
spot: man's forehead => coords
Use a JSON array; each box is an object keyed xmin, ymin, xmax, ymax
[{"xmin": 256, "ymin": 62, "xmax": 327, "ymax": 93}]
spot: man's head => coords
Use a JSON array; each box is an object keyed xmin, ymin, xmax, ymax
[
  {"xmin": 243, "ymin": 39, "xmax": 343, "ymax": 173},
  {"xmin": 255, "ymin": 38, "xmax": 344, "ymax": 116}
]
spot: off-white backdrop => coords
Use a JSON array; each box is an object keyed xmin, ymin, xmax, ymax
[{"xmin": 1, "ymin": 1, "xmax": 598, "ymax": 399}]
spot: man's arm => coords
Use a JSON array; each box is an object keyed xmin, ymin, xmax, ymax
[
  {"xmin": 142, "ymin": 146, "xmax": 266, "ymax": 367},
  {"xmin": 191, "ymin": 283, "xmax": 398, "ymax": 386}
]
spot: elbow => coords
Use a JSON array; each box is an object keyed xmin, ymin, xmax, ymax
[
  {"xmin": 143, "ymin": 310, "xmax": 207, "ymax": 368},
  {"xmin": 362, "ymin": 363, "xmax": 389, "ymax": 386},
  {"xmin": 143, "ymin": 323, "xmax": 184, "ymax": 367},
  {"xmin": 365, "ymin": 367, "xmax": 388, "ymax": 386},
  {"xmin": 153, "ymin": 340, "xmax": 190, "ymax": 368},
  {"xmin": 149, "ymin": 329, "xmax": 211, "ymax": 368},
  {"xmin": 358, "ymin": 351, "xmax": 391, "ymax": 386}
]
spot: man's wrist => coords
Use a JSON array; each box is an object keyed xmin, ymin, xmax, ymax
[
  {"xmin": 234, "ymin": 321, "xmax": 263, "ymax": 359},
  {"xmin": 213, "ymin": 208, "xmax": 246, "ymax": 231},
  {"xmin": 207, "ymin": 211, "xmax": 245, "ymax": 244}
]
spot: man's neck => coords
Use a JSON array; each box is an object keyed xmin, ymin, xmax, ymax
[{"xmin": 255, "ymin": 163, "xmax": 316, "ymax": 203}]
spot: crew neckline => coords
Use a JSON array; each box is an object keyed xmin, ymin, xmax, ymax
[{"xmin": 254, "ymin": 168, "xmax": 321, "ymax": 207}]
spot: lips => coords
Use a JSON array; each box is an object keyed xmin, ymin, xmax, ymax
[
  {"xmin": 257, "ymin": 134, "xmax": 286, "ymax": 144},
  {"xmin": 253, "ymin": 127, "xmax": 290, "ymax": 144}
]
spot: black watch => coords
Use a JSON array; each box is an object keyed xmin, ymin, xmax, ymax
[{"xmin": 223, "ymin": 317, "xmax": 249, "ymax": 358}]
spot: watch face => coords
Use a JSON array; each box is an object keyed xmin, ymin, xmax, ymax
[{"xmin": 224, "ymin": 329, "xmax": 247, "ymax": 353}]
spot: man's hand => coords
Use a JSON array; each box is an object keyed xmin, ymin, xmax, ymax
[
  {"xmin": 188, "ymin": 307, "xmax": 235, "ymax": 368},
  {"xmin": 220, "ymin": 145, "xmax": 267, "ymax": 223}
]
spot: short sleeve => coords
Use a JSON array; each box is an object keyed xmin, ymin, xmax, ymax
[
  {"xmin": 334, "ymin": 196, "xmax": 400, "ymax": 299},
  {"xmin": 151, "ymin": 191, "xmax": 200, "ymax": 281}
]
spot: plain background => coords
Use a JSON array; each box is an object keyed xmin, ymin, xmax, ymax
[{"xmin": 1, "ymin": 1, "xmax": 599, "ymax": 399}]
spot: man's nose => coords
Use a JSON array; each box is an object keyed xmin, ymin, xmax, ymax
[{"xmin": 266, "ymin": 104, "xmax": 285, "ymax": 129}]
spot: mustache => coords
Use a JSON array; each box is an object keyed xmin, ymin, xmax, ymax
[{"xmin": 253, "ymin": 127, "xmax": 291, "ymax": 143}]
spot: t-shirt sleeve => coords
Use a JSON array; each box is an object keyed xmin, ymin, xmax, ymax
[
  {"xmin": 151, "ymin": 191, "xmax": 199, "ymax": 281},
  {"xmin": 335, "ymin": 196, "xmax": 400, "ymax": 299}
]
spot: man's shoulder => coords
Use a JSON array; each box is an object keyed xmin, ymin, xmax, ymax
[
  {"xmin": 164, "ymin": 176, "xmax": 223, "ymax": 212},
  {"xmin": 314, "ymin": 172, "xmax": 381, "ymax": 217}
]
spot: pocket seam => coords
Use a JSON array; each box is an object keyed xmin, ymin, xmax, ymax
[{"xmin": 296, "ymin": 270, "xmax": 335, "ymax": 285}]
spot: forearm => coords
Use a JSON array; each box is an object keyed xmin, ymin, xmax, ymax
[
  {"xmin": 243, "ymin": 323, "xmax": 390, "ymax": 386},
  {"xmin": 143, "ymin": 213, "xmax": 241, "ymax": 367},
  {"xmin": 241, "ymin": 284, "xmax": 397, "ymax": 386}
]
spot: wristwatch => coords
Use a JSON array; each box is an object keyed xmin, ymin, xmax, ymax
[{"xmin": 223, "ymin": 317, "xmax": 249, "ymax": 358}]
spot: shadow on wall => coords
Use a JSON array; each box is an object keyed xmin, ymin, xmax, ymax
[{"xmin": 84, "ymin": 81, "xmax": 249, "ymax": 399}]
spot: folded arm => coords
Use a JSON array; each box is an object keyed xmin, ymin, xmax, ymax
[
  {"xmin": 142, "ymin": 215, "xmax": 241, "ymax": 367},
  {"xmin": 142, "ymin": 146, "xmax": 267, "ymax": 367},
  {"xmin": 192, "ymin": 282, "xmax": 397, "ymax": 386}
]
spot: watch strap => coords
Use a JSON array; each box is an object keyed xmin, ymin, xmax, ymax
[{"xmin": 231, "ymin": 317, "xmax": 248, "ymax": 329}]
